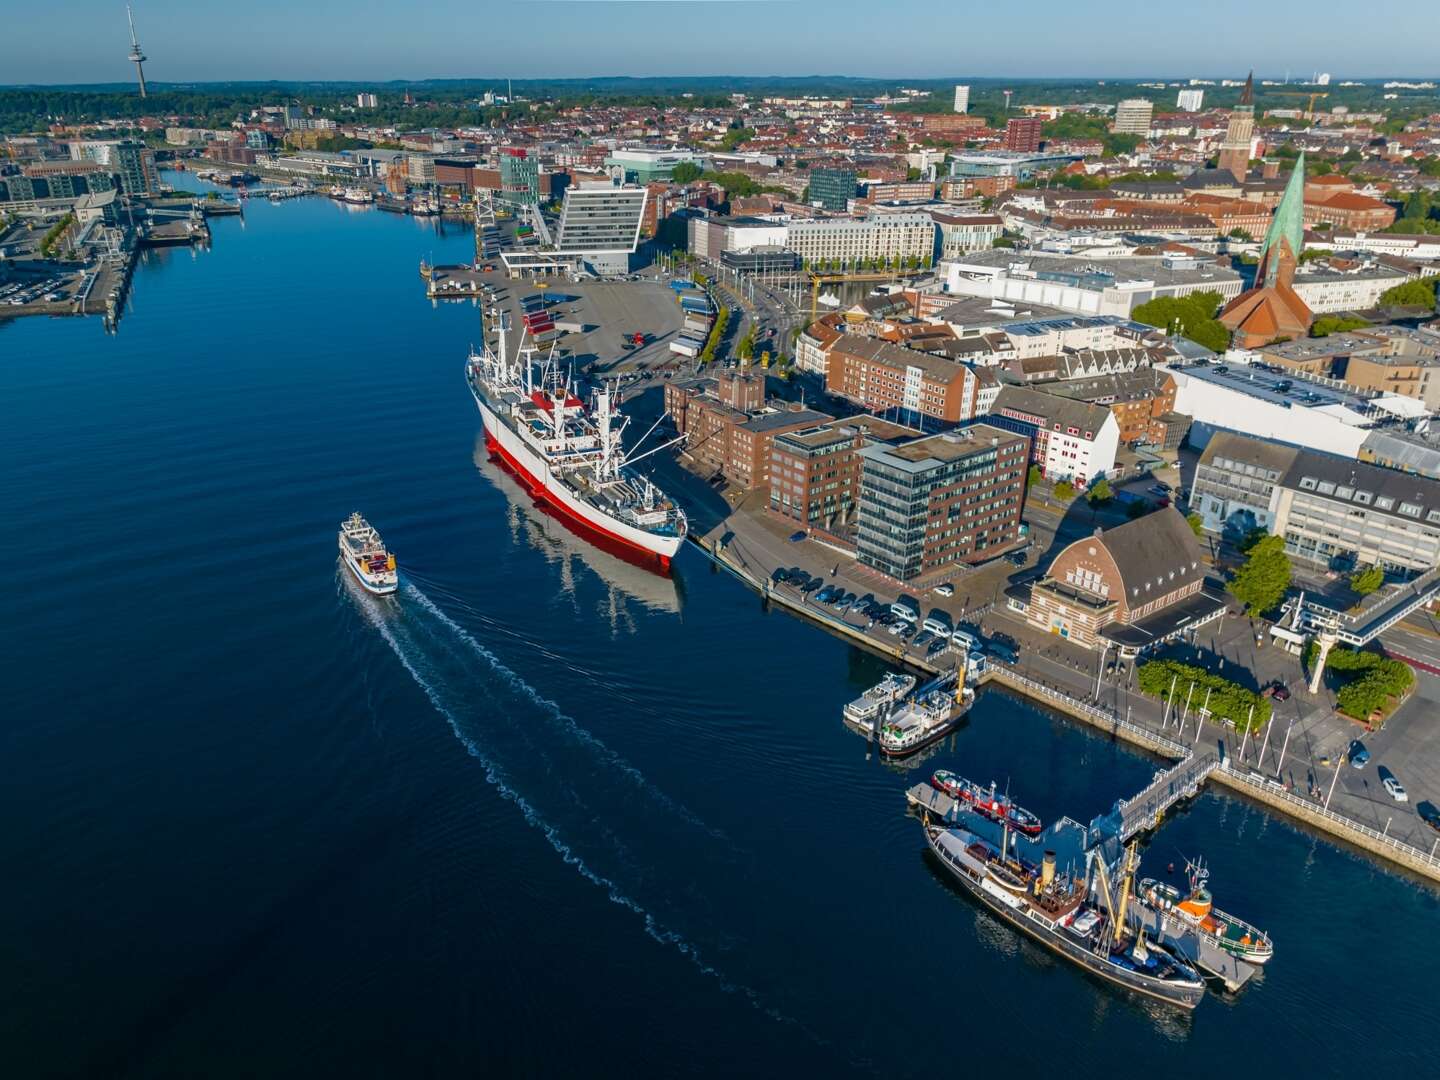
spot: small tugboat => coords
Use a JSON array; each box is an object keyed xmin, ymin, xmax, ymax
[
  {"xmin": 1140, "ymin": 860, "xmax": 1273, "ymax": 965},
  {"xmin": 878, "ymin": 684, "xmax": 973, "ymax": 757},
  {"xmin": 930, "ymin": 771, "xmax": 1044, "ymax": 836},
  {"xmin": 339, "ymin": 512, "xmax": 398, "ymax": 595}
]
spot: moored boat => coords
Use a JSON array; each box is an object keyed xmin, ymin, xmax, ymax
[
  {"xmin": 930, "ymin": 771, "xmax": 1044, "ymax": 836},
  {"xmin": 842, "ymin": 672, "xmax": 917, "ymax": 733},
  {"xmin": 339, "ymin": 512, "xmax": 398, "ymax": 595},
  {"xmin": 926, "ymin": 825, "xmax": 1206, "ymax": 1010},
  {"xmin": 1140, "ymin": 861, "xmax": 1273, "ymax": 965},
  {"xmin": 878, "ymin": 685, "xmax": 972, "ymax": 757}
]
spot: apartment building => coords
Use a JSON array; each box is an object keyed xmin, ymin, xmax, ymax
[
  {"xmin": 825, "ymin": 338, "xmax": 979, "ymax": 423},
  {"xmin": 769, "ymin": 424, "xmax": 865, "ymax": 529},
  {"xmin": 988, "ymin": 386, "xmax": 1121, "ymax": 489},
  {"xmin": 855, "ymin": 425, "xmax": 1029, "ymax": 580},
  {"xmin": 1046, "ymin": 368, "xmax": 1181, "ymax": 447},
  {"xmin": 1113, "ymin": 99, "xmax": 1155, "ymax": 135},
  {"xmin": 785, "ymin": 214, "xmax": 936, "ymax": 268},
  {"xmin": 933, "ymin": 213, "xmax": 1005, "ymax": 258}
]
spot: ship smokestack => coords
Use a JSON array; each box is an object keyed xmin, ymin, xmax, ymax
[{"xmin": 1041, "ymin": 851, "xmax": 1056, "ymax": 890}]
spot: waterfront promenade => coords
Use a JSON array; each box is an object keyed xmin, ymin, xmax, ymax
[{"xmin": 694, "ymin": 511, "xmax": 1440, "ymax": 883}]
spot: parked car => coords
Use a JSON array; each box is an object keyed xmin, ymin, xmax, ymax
[
  {"xmin": 934, "ymin": 583, "xmax": 955, "ymax": 598},
  {"xmin": 951, "ymin": 629, "xmax": 981, "ymax": 654},
  {"xmin": 987, "ymin": 642, "xmax": 1019, "ymax": 664},
  {"xmin": 886, "ymin": 621, "xmax": 905, "ymax": 636},
  {"xmin": 923, "ymin": 610, "xmax": 953, "ymax": 637},
  {"xmin": 1349, "ymin": 740, "xmax": 1370, "ymax": 768},
  {"xmin": 1267, "ymin": 682, "xmax": 1291, "ymax": 702},
  {"xmin": 815, "ymin": 587, "xmax": 837, "ymax": 604},
  {"xmin": 1418, "ymin": 802, "xmax": 1440, "ymax": 835},
  {"xmin": 914, "ymin": 630, "xmax": 934, "ymax": 649},
  {"xmin": 927, "ymin": 638, "xmax": 949, "ymax": 657},
  {"xmin": 771, "ymin": 568, "xmax": 790, "ymax": 584},
  {"xmin": 890, "ymin": 598, "xmax": 920, "ymax": 623},
  {"xmin": 788, "ymin": 531, "xmax": 807, "ymax": 543},
  {"xmin": 897, "ymin": 623, "xmax": 917, "ymax": 641},
  {"xmin": 1384, "ymin": 775, "xmax": 1409, "ymax": 803},
  {"xmin": 1007, "ymin": 550, "xmax": 1028, "ymax": 567}
]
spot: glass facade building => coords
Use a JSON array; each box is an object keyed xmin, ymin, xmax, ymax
[{"xmin": 808, "ymin": 167, "xmax": 857, "ymax": 211}]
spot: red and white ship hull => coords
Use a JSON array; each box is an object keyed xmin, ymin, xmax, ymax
[{"xmin": 474, "ymin": 394, "xmax": 683, "ymax": 569}]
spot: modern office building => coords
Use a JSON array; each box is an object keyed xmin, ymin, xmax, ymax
[
  {"xmin": 1004, "ymin": 117, "xmax": 1044, "ymax": 153},
  {"xmin": 948, "ymin": 150, "xmax": 1083, "ymax": 182},
  {"xmin": 855, "ymin": 424, "xmax": 1029, "ymax": 580},
  {"xmin": 1113, "ymin": 99, "xmax": 1155, "ymax": 136},
  {"xmin": 554, "ymin": 182, "xmax": 649, "ymax": 275},
  {"xmin": 785, "ymin": 214, "xmax": 935, "ymax": 268},
  {"xmin": 953, "ymin": 85, "xmax": 971, "ymax": 114},
  {"xmin": 498, "ymin": 147, "xmax": 540, "ymax": 208},
  {"xmin": 1177, "ymin": 89, "xmax": 1205, "ymax": 112},
  {"xmin": 808, "ymin": 167, "xmax": 858, "ymax": 211},
  {"xmin": 1192, "ymin": 430, "xmax": 1440, "ymax": 573},
  {"xmin": 603, "ymin": 148, "xmax": 709, "ymax": 184},
  {"xmin": 75, "ymin": 140, "xmax": 157, "ymax": 195}
]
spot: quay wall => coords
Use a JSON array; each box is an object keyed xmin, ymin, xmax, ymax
[{"xmin": 692, "ymin": 535, "xmax": 1440, "ymax": 885}]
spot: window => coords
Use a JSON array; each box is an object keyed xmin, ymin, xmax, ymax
[
  {"xmin": 1317, "ymin": 481, "xmax": 1335, "ymax": 495},
  {"xmin": 1335, "ymin": 486, "xmax": 1354, "ymax": 500},
  {"xmin": 1355, "ymin": 490, "xmax": 1373, "ymax": 504},
  {"xmin": 1400, "ymin": 502, "xmax": 1422, "ymax": 518},
  {"xmin": 1426, "ymin": 510, "xmax": 1440, "ymax": 524},
  {"xmin": 1376, "ymin": 496, "xmax": 1395, "ymax": 511},
  {"xmin": 1299, "ymin": 477, "xmax": 1318, "ymax": 490}
]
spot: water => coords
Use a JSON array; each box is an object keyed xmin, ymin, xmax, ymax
[{"xmin": 3, "ymin": 179, "xmax": 1435, "ymax": 1077}]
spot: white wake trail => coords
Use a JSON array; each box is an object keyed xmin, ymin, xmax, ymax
[{"xmin": 402, "ymin": 581, "xmax": 728, "ymax": 842}]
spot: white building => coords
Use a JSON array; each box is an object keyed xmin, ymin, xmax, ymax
[
  {"xmin": 941, "ymin": 252, "xmax": 1242, "ymax": 319},
  {"xmin": 954, "ymin": 85, "xmax": 971, "ymax": 114},
  {"xmin": 989, "ymin": 386, "xmax": 1121, "ymax": 489},
  {"xmin": 1113, "ymin": 99, "xmax": 1154, "ymax": 135},
  {"xmin": 554, "ymin": 182, "xmax": 648, "ymax": 276},
  {"xmin": 933, "ymin": 213, "xmax": 1004, "ymax": 258},
  {"xmin": 785, "ymin": 214, "xmax": 936, "ymax": 268},
  {"xmin": 1177, "ymin": 89, "xmax": 1205, "ymax": 112},
  {"xmin": 356, "ymin": 92, "xmax": 378, "ymax": 108},
  {"xmin": 1293, "ymin": 266, "xmax": 1420, "ymax": 313}
]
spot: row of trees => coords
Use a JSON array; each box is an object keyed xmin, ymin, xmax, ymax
[
  {"xmin": 1310, "ymin": 314, "xmax": 1371, "ymax": 337},
  {"xmin": 1136, "ymin": 658, "xmax": 1272, "ymax": 732},
  {"xmin": 697, "ymin": 306, "xmax": 729, "ymax": 366},
  {"xmin": 800, "ymin": 254, "xmax": 931, "ymax": 273},
  {"xmin": 1379, "ymin": 275, "xmax": 1440, "ymax": 308},
  {"xmin": 39, "ymin": 212, "xmax": 74, "ymax": 257}
]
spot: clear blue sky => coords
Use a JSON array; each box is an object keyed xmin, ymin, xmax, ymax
[{"xmin": 6, "ymin": 0, "xmax": 1438, "ymax": 86}]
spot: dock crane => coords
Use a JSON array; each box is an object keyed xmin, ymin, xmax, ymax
[{"xmin": 1270, "ymin": 91, "xmax": 1330, "ymax": 121}]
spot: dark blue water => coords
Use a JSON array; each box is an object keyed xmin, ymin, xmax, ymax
[{"xmin": 3, "ymin": 179, "xmax": 1435, "ymax": 1077}]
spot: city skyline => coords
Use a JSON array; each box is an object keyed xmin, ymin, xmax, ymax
[{"xmin": 3, "ymin": 0, "xmax": 1437, "ymax": 86}]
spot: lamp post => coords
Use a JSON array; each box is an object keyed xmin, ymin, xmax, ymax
[
  {"xmin": 1276, "ymin": 718, "xmax": 1295, "ymax": 775},
  {"xmin": 1323, "ymin": 754, "xmax": 1347, "ymax": 811}
]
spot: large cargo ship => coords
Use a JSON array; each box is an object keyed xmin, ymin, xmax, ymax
[{"xmin": 466, "ymin": 312, "xmax": 687, "ymax": 569}]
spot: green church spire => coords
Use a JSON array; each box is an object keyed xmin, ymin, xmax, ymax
[{"xmin": 1259, "ymin": 153, "xmax": 1306, "ymax": 285}]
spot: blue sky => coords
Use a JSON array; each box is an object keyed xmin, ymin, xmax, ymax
[{"xmin": 5, "ymin": 0, "xmax": 1438, "ymax": 85}]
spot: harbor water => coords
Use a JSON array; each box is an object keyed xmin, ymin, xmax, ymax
[{"xmin": 2, "ymin": 178, "xmax": 1435, "ymax": 1076}]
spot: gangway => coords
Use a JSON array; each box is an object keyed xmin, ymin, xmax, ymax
[
  {"xmin": 1284, "ymin": 567, "xmax": 1440, "ymax": 647},
  {"xmin": 1093, "ymin": 754, "xmax": 1219, "ymax": 847}
]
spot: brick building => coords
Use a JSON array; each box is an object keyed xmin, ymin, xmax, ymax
[
  {"xmin": 825, "ymin": 338, "xmax": 980, "ymax": 423},
  {"xmin": 1045, "ymin": 369, "xmax": 1180, "ymax": 447},
  {"xmin": 855, "ymin": 424, "xmax": 1029, "ymax": 581},
  {"xmin": 768, "ymin": 415, "xmax": 920, "ymax": 530},
  {"xmin": 1004, "ymin": 117, "xmax": 1045, "ymax": 153},
  {"xmin": 1007, "ymin": 508, "xmax": 1223, "ymax": 654}
]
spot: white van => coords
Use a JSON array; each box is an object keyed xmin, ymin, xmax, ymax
[
  {"xmin": 950, "ymin": 629, "xmax": 980, "ymax": 654},
  {"xmin": 890, "ymin": 599, "xmax": 919, "ymax": 623}
]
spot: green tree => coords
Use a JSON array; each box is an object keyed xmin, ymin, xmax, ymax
[
  {"xmin": 720, "ymin": 126, "xmax": 755, "ymax": 151},
  {"xmin": 1350, "ymin": 564, "xmax": 1384, "ymax": 595},
  {"xmin": 1131, "ymin": 290, "xmax": 1230, "ymax": 352},
  {"xmin": 670, "ymin": 161, "xmax": 702, "ymax": 184},
  {"xmin": 1186, "ymin": 512, "xmax": 1206, "ymax": 538},
  {"xmin": 1053, "ymin": 479, "xmax": 1076, "ymax": 501},
  {"xmin": 1027, "ymin": 464, "xmax": 1042, "ymax": 487},
  {"xmin": 1379, "ymin": 276, "xmax": 1440, "ymax": 307},
  {"xmin": 1228, "ymin": 534, "xmax": 1292, "ymax": 615},
  {"xmin": 1311, "ymin": 315, "xmax": 1370, "ymax": 337},
  {"xmin": 1087, "ymin": 478, "xmax": 1113, "ymax": 504},
  {"xmin": 1228, "ymin": 227, "xmax": 1253, "ymax": 241}
]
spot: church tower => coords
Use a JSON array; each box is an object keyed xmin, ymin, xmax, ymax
[
  {"xmin": 1217, "ymin": 72, "xmax": 1255, "ymax": 182},
  {"xmin": 1218, "ymin": 154, "xmax": 1313, "ymax": 348}
]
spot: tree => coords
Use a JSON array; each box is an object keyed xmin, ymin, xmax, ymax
[
  {"xmin": 1228, "ymin": 533, "xmax": 1292, "ymax": 615},
  {"xmin": 1131, "ymin": 290, "xmax": 1229, "ymax": 353},
  {"xmin": 1087, "ymin": 478, "xmax": 1113, "ymax": 505},
  {"xmin": 1027, "ymin": 464, "xmax": 1042, "ymax": 487},
  {"xmin": 1379, "ymin": 276, "xmax": 1439, "ymax": 307},
  {"xmin": 1053, "ymin": 479, "xmax": 1076, "ymax": 501},
  {"xmin": 1186, "ymin": 512, "xmax": 1206, "ymax": 538},
  {"xmin": 670, "ymin": 161, "xmax": 702, "ymax": 185},
  {"xmin": 1350, "ymin": 564, "xmax": 1384, "ymax": 595},
  {"xmin": 1311, "ymin": 315, "xmax": 1370, "ymax": 337},
  {"xmin": 1228, "ymin": 227, "xmax": 1253, "ymax": 241}
]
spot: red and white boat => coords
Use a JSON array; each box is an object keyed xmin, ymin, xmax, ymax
[
  {"xmin": 930, "ymin": 771, "xmax": 1044, "ymax": 836},
  {"xmin": 466, "ymin": 311, "xmax": 687, "ymax": 569}
]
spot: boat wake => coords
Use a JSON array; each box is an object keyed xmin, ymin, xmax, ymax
[
  {"xmin": 400, "ymin": 580, "xmax": 726, "ymax": 842},
  {"xmin": 342, "ymin": 575, "xmax": 845, "ymax": 1044}
]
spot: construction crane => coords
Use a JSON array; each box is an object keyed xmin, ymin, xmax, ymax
[
  {"xmin": 807, "ymin": 268, "xmax": 926, "ymax": 321},
  {"xmin": 1271, "ymin": 91, "xmax": 1329, "ymax": 121}
]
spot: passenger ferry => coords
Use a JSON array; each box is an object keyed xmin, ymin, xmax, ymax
[{"xmin": 339, "ymin": 512, "xmax": 398, "ymax": 595}]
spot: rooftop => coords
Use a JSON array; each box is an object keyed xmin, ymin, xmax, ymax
[
  {"xmin": 1172, "ymin": 360, "xmax": 1380, "ymax": 413},
  {"xmin": 861, "ymin": 423, "xmax": 1024, "ymax": 470}
]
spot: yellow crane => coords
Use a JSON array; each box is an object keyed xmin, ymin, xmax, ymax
[
  {"xmin": 1270, "ymin": 90, "xmax": 1330, "ymax": 121},
  {"xmin": 807, "ymin": 267, "xmax": 927, "ymax": 321}
]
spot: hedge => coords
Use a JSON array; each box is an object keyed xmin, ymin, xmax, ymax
[{"xmin": 1136, "ymin": 658, "xmax": 1271, "ymax": 732}]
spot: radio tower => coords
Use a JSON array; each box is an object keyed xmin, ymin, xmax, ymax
[{"xmin": 127, "ymin": 4, "xmax": 148, "ymax": 98}]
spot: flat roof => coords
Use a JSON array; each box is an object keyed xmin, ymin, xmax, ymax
[
  {"xmin": 863, "ymin": 423, "xmax": 1024, "ymax": 469},
  {"xmin": 1175, "ymin": 361, "xmax": 1377, "ymax": 412}
]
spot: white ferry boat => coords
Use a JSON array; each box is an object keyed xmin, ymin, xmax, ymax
[
  {"xmin": 466, "ymin": 310, "xmax": 687, "ymax": 568},
  {"xmin": 842, "ymin": 672, "xmax": 918, "ymax": 734},
  {"xmin": 879, "ymin": 685, "xmax": 973, "ymax": 757},
  {"xmin": 339, "ymin": 512, "xmax": 398, "ymax": 594}
]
